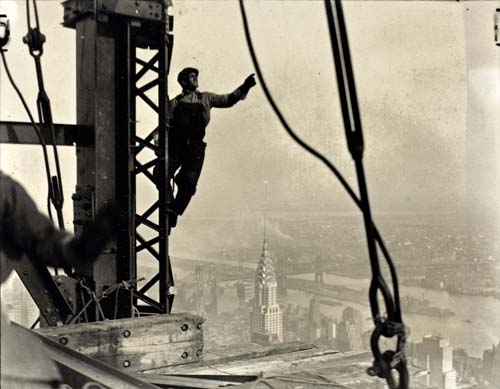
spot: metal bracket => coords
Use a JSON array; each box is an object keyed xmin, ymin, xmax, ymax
[
  {"xmin": 97, "ymin": 0, "xmax": 164, "ymax": 22},
  {"xmin": 72, "ymin": 185, "xmax": 95, "ymax": 235},
  {"xmin": 62, "ymin": 0, "xmax": 165, "ymax": 28},
  {"xmin": 15, "ymin": 257, "xmax": 75, "ymax": 326}
]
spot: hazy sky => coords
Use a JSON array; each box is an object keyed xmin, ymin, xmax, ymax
[{"xmin": 1, "ymin": 1, "xmax": 499, "ymax": 227}]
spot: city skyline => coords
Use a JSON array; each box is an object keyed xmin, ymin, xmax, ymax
[{"xmin": 1, "ymin": 1, "xmax": 498, "ymax": 387}]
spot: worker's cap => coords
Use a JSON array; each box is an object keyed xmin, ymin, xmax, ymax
[{"xmin": 177, "ymin": 67, "xmax": 199, "ymax": 85}]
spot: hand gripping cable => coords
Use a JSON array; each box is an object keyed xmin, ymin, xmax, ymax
[{"xmin": 324, "ymin": 1, "xmax": 408, "ymax": 388}]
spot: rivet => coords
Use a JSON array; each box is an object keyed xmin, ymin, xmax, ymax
[
  {"xmin": 197, "ymin": 322, "xmax": 203, "ymax": 330},
  {"xmin": 123, "ymin": 330, "xmax": 131, "ymax": 338},
  {"xmin": 181, "ymin": 324, "xmax": 188, "ymax": 331},
  {"xmin": 181, "ymin": 352, "xmax": 188, "ymax": 359},
  {"xmin": 60, "ymin": 337, "xmax": 68, "ymax": 345},
  {"xmin": 123, "ymin": 360, "xmax": 131, "ymax": 368},
  {"xmin": 196, "ymin": 350, "xmax": 202, "ymax": 357}
]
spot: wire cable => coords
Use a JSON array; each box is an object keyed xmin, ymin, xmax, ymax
[
  {"xmin": 0, "ymin": 50, "xmax": 54, "ymax": 216},
  {"xmin": 237, "ymin": 0, "xmax": 401, "ymax": 313},
  {"xmin": 238, "ymin": 2, "xmax": 407, "ymax": 387},
  {"xmin": 239, "ymin": 2, "xmax": 361, "ymax": 209},
  {"xmin": 24, "ymin": 0, "xmax": 66, "ymax": 230}
]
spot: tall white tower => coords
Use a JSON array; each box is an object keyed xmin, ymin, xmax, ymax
[
  {"xmin": 250, "ymin": 240, "xmax": 283, "ymax": 345},
  {"xmin": 417, "ymin": 335, "xmax": 456, "ymax": 389}
]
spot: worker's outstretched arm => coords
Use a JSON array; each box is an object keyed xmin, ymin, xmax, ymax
[
  {"xmin": 0, "ymin": 172, "xmax": 118, "ymax": 270},
  {"xmin": 208, "ymin": 74, "xmax": 257, "ymax": 108}
]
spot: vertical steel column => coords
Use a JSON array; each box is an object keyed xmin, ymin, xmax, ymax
[
  {"xmin": 132, "ymin": 23, "xmax": 174, "ymax": 314},
  {"xmin": 66, "ymin": 0, "xmax": 173, "ymax": 320},
  {"xmin": 74, "ymin": 16, "xmax": 134, "ymax": 320},
  {"xmin": 112, "ymin": 20, "xmax": 136, "ymax": 319},
  {"xmin": 158, "ymin": 33, "xmax": 174, "ymax": 313}
]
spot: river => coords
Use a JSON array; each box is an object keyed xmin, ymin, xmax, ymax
[
  {"xmin": 288, "ymin": 272, "xmax": 500, "ymax": 358},
  {"xmin": 173, "ymin": 256, "xmax": 500, "ymax": 358}
]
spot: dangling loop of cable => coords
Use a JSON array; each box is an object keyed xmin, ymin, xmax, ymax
[
  {"xmin": 323, "ymin": 1, "xmax": 408, "ymax": 387},
  {"xmin": 238, "ymin": 1, "xmax": 408, "ymax": 386}
]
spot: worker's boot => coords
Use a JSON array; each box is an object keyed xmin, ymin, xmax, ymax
[{"xmin": 167, "ymin": 209, "xmax": 178, "ymax": 235}]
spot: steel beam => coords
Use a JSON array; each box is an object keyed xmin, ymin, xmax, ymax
[
  {"xmin": 14, "ymin": 256, "xmax": 75, "ymax": 326},
  {"xmin": 65, "ymin": 0, "xmax": 174, "ymax": 319},
  {"xmin": 0, "ymin": 121, "xmax": 93, "ymax": 146}
]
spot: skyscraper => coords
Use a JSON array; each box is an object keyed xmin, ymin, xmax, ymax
[
  {"xmin": 417, "ymin": 335, "xmax": 456, "ymax": 389},
  {"xmin": 307, "ymin": 296, "xmax": 321, "ymax": 343},
  {"xmin": 250, "ymin": 240, "xmax": 283, "ymax": 345},
  {"xmin": 336, "ymin": 306, "xmax": 363, "ymax": 352},
  {"xmin": 482, "ymin": 341, "xmax": 500, "ymax": 388}
]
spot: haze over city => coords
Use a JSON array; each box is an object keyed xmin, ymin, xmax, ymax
[{"xmin": 1, "ymin": 1, "xmax": 499, "ymax": 388}]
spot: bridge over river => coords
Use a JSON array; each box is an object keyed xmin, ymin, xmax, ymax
[{"xmin": 171, "ymin": 256, "xmax": 366, "ymax": 304}]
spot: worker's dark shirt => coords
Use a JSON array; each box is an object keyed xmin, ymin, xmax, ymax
[
  {"xmin": 171, "ymin": 87, "xmax": 247, "ymax": 127},
  {"xmin": 154, "ymin": 86, "xmax": 248, "ymax": 145},
  {"xmin": 0, "ymin": 172, "xmax": 69, "ymax": 283}
]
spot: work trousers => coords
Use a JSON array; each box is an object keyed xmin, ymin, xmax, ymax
[{"xmin": 166, "ymin": 139, "xmax": 206, "ymax": 216}]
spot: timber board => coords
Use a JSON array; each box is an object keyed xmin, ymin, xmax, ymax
[
  {"xmin": 36, "ymin": 314, "xmax": 204, "ymax": 372},
  {"xmin": 145, "ymin": 341, "xmax": 315, "ymax": 374},
  {"xmin": 180, "ymin": 349, "xmax": 375, "ymax": 389}
]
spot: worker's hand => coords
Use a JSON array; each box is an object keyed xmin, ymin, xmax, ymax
[
  {"xmin": 243, "ymin": 74, "xmax": 256, "ymax": 90},
  {"xmin": 64, "ymin": 202, "xmax": 120, "ymax": 265}
]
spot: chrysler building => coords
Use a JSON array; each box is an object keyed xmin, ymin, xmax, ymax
[{"xmin": 250, "ymin": 240, "xmax": 283, "ymax": 345}]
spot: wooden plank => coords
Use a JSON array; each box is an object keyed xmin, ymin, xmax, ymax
[
  {"xmin": 97, "ymin": 340, "xmax": 203, "ymax": 371},
  {"xmin": 144, "ymin": 342, "xmax": 316, "ymax": 374},
  {"xmin": 10, "ymin": 322, "xmax": 159, "ymax": 389},
  {"xmin": 36, "ymin": 314, "xmax": 204, "ymax": 372},
  {"xmin": 134, "ymin": 373, "xmax": 239, "ymax": 389},
  {"xmin": 177, "ymin": 349, "xmax": 375, "ymax": 389},
  {"xmin": 200, "ymin": 341, "xmax": 314, "ymax": 366},
  {"xmin": 173, "ymin": 347, "xmax": 346, "ymax": 376}
]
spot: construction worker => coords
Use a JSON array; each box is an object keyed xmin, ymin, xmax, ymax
[
  {"xmin": 156, "ymin": 67, "xmax": 257, "ymax": 230},
  {"xmin": 0, "ymin": 171, "xmax": 118, "ymax": 388},
  {"xmin": 0, "ymin": 171, "xmax": 118, "ymax": 282}
]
